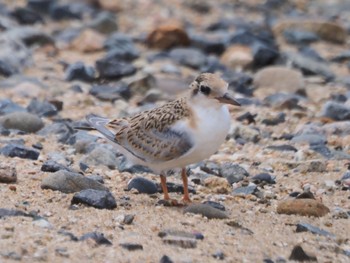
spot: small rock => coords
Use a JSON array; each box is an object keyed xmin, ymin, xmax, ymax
[
  {"xmin": 0, "ymin": 144, "xmax": 39, "ymax": 160},
  {"xmin": 33, "ymin": 218, "xmax": 53, "ymax": 229},
  {"xmin": 127, "ymin": 177, "xmax": 158, "ymax": 194},
  {"xmin": 41, "ymin": 170, "xmax": 107, "ymax": 193},
  {"xmin": 160, "ymin": 255, "xmax": 174, "ymax": 263},
  {"xmin": 10, "ymin": 7, "xmax": 44, "ymax": 25},
  {"xmin": 253, "ymin": 66, "xmax": 304, "ymax": 96},
  {"xmin": 0, "ymin": 99, "xmax": 26, "ymax": 115},
  {"xmin": 0, "ymin": 112, "xmax": 44, "ymax": 133},
  {"xmin": 88, "ymin": 11, "xmax": 118, "ymax": 34},
  {"xmin": 321, "ymin": 101, "xmax": 350, "ymax": 121},
  {"xmin": 41, "ymin": 160, "xmax": 73, "ymax": 173},
  {"xmin": 96, "ymin": 57, "xmax": 136, "ymax": 79},
  {"xmin": 283, "ymin": 29, "xmax": 319, "ymax": 45},
  {"xmin": 86, "ymin": 175, "xmax": 104, "ymax": 184},
  {"xmin": 27, "ymin": 0, "xmax": 53, "ymax": 14},
  {"xmin": 251, "ymin": 173, "xmax": 276, "ymax": 184},
  {"xmin": 212, "ymin": 251, "xmax": 225, "ymax": 260},
  {"xmin": 184, "ymin": 203, "xmax": 229, "ymax": 219},
  {"xmin": 169, "ymin": 48, "xmax": 207, "ymax": 69},
  {"xmin": 50, "ymin": 3, "xmax": 85, "ymax": 20},
  {"xmin": 162, "ymin": 236, "xmax": 197, "ymax": 249},
  {"xmin": 220, "ymin": 163, "xmax": 249, "ymax": 184},
  {"xmin": 232, "ymin": 185, "xmax": 258, "ymax": 196},
  {"xmin": 289, "ymin": 245, "xmax": 317, "ymax": 261},
  {"xmin": 71, "ymin": 189, "xmax": 117, "ymax": 209},
  {"xmin": 89, "ymin": 83, "xmax": 131, "ymax": 101},
  {"xmin": 80, "ymin": 147, "xmax": 118, "ymax": 169},
  {"xmin": 189, "ymin": 32, "xmax": 226, "ymax": 55},
  {"xmin": 71, "ymin": 29, "xmax": 105, "ymax": 53},
  {"xmin": 266, "ymin": 145, "xmax": 297, "ymax": 152},
  {"xmin": 79, "ymin": 232, "xmax": 112, "ymax": 246},
  {"xmin": 147, "ymin": 21, "xmax": 190, "ymax": 50},
  {"xmin": 202, "ymin": 201, "xmax": 226, "ymax": 211},
  {"xmin": 296, "ymin": 222, "xmax": 335, "ymax": 238},
  {"xmin": 0, "ymin": 208, "xmax": 30, "ymax": 218},
  {"xmin": 277, "ymin": 199, "xmax": 330, "ymax": 217},
  {"xmin": 291, "ymin": 134, "xmax": 327, "ymax": 146},
  {"xmin": 0, "ymin": 164, "xmax": 17, "ymax": 183},
  {"xmin": 262, "ymin": 112, "xmax": 286, "ymax": 126},
  {"xmin": 27, "ymin": 99, "xmax": 58, "ymax": 117},
  {"xmin": 65, "ymin": 62, "xmax": 95, "ymax": 82},
  {"xmin": 120, "ymin": 243, "xmax": 143, "ymax": 251}
]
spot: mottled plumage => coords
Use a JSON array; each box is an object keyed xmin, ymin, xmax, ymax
[{"xmin": 85, "ymin": 73, "xmax": 240, "ymax": 203}]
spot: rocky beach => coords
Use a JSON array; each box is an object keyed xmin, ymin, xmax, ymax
[{"xmin": 0, "ymin": 0, "xmax": 350, "ymax": 262}]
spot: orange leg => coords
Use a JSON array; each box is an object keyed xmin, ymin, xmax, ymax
[
  {"xmin": 181, "ymin": 168, "xmax": 191, "ymax": 203},
  {"xmin": 160, "ymin": 174, "xmax": 170, "ymax": 200}
]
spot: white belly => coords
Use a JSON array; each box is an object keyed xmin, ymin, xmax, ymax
[{"xmin": 153, "ymin": 104, "xmax": 231, "ymax": 172}]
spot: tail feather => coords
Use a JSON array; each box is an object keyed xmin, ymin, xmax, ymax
[{"xmin": 85, "ymin": 114, "xmax": 116, "ymax": 142}]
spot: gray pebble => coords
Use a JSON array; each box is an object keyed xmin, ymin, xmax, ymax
[
  {"xmin": 184, "ymin": 203, "xmax": 229, "ymax": 219},
  {"xmin": 72, "ymin": 189, "xmax": 117, "ymax": 209},
  {"xmin": 127, "ymin": 177, "xmax": 158, "ymax": 194},
  {"xmin": 220, "ymin": 163, "xmax": 249, "ymax": 184},
  {"xmin": 0, "ymin": 112, "xmax": 44, "ymax": 133},
  {"xmin": 0, "ymin": 144, "xmax": 40, "ymax": 160},
  {"xmin": 321, "ymin": 101, "xmax": 350, "ymax": 121},
  {"xmin": 80, "ymin": 147, "xmax": 118, "ymax": 170}
]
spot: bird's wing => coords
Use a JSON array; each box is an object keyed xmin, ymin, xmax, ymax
[{"xmin": 87, "ymin": 98, "xmax": 195, "ymax": 163}]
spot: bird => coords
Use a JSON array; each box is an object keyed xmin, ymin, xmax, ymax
[{"xmin": 82, "ymin": 73, "xmax": 240, "ymax": 204}]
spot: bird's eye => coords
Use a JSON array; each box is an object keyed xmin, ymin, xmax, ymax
[{"xmin": 200, "ymin": 85, "xmax": 211, "ymax": 95}]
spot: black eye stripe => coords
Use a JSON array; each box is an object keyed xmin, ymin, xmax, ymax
[{"xmin": 200, "ymin": 85, "xmax": 211, "ymax": 95}]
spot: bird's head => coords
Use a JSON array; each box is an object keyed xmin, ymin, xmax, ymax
[{"xmin": 190, "ymin": 73, "xmax": 241, "ymax": 107}]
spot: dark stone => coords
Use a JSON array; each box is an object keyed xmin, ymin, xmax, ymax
[
  {"xmin": 310, "ymin": 144, "xmax": 333, "ymax": 159},
  {"xmin": 38, "ymin": 122, "xmax": 75, "ymax": 144},
  {"xmin": 86, "ymin": 175, "xmax": 104, "ymax": 184},
  {"xmin": 65, "ymin": 62, "xmax": 95, "ymax": 82},
  {"xmin": 202, "ymin": 201, "xmax": 226, "ymax": 211},
  {"xmin": 289, "ymin": 245, "xmax": 317, "ymax": 261},
  {"xmin": 266, "ymin": 144, "xmax": 297, "ymax": 152},
  {"xmin": 157, "ymin": 182, "xmax": 196, "ymax": 194},
  {"xmin": 291, "ymin": 133, "xmax": 327, "ymax": 146},
  {"xmin": 169, "ymin": 48, "xmax": 207, "ymax": 69},
  {"xmin": 72, "ymin": 189, "xmax": 117, "ymax": 209},
  {"xmin": 58, "ymin": 230, "xmax": 79, "ymax": 241},
  {"xmin": 50, "ymin": 3, "xmax": 85, "ymax": 20},
  {"xmin": 27, "ymin": 99, "xmax": 58, "ymax": 117},
  {"xmin": 262, "ymin": 112, "xmax": 286, "ymax": 126},
  {"xmin": 189, "ymin": 33, "xmax": 226, "ymax": 55},
  {"xmin": 41, "ymin": 170, "xmax": 107, "ymax": 193},
  {"xmin": 321, "ymin": 101, "xmax": 350, "ymax": 121},
  {"xmin": 263, "ymin": 93, "xmax": 303, "ymax": 109},
  {"xmin": 299, "ymin": 46, "xmax": 325, "ymax": 62},
  {"xmin": 251, "ymin": 173, "xmax": 276, "ymax": 184},
  {"xmin": 0, "ymin": 144, "xmax": 39, "ymax": 160},
  {"xmin": 184, "ymin": 203, "xmax": 229, "ymax": 219},
  {"xmin": 252, "ymin": 42, "xmax": 279, "ymax": 68},
  {"xmin": 296, "ymin": 222, "xmax": 335, "ymax": 238},
  {"xmin": 127, "ymin": 177, "xmax": 158, "ymax": 194},
  {"xmin": 0, "ymin": 208, "xmax": 30, "ymax": 218},
  {"xmin": 0, "ymin": 60, "xmax": 18, "ymax": 77},
  {"xmin": 27, "ymin": 0, "xmax": 54, "ymax": 14},
  {"xmin": 90, "ymin": 83, "xmax": 131, "ymax": 101},
  {"xmin": 120, "ymin": 243, "xmax": 143, "ymax": 251},
  {"xmin": 10, "ymin": 27, "xmax": 54, "ymax": 47},
  {"xmin": 296, "ymin": 191, "xmax": 315, "ymax": 199},
  {"xmin": 160, "ymin": 255, "xmax": 174, "ymax": 263},
  {"xmin": 283, "ymin": 29, "xmax": 319, "ymax": 45},
  {"xmin": 232, "ymin": 185, "xmax": 257, "ymax": 196},
  {"xmin": 212, "ymin": 251, "xmax": 225, "ymax": 260},
  {"xmin": 331, "ymin": 50, "xmax": 350, "ymax": 63},
  {"xmin": 70, "ymin": 84, "xmax": 83, "ymax": 93},
  {"xmin": 79, "ymin": 232, "xmax": 112, "ymax": 246},
  {"xmin": 32, "ymin": 142, "xmax": 43, "ymax": 150},
  {"xmin": 41, "ymin": 160, "xmax": 74, "ymax": 173},
  {"xmin": 236, "ymin": 112, "xmax": 257, "ymax": 124},
  {"xmin": 222, "ymin": 71, "xmax": 254, "ymax": 96},
  {"xmin": 122, "ymin": 214, "xmax": 135, "ymax": 225},
  {"xmin": 11, "ymin": 7, "xmax": 44, "ymax": 25},
  {"xmin": 0, "ymin": 99, "xmax": 26, "ymax": 115},
  {"xmin": 220, "ymin": 163, "xmax": 249, "ymax": 184},
  {"xmin": 89, "ymin": 11, "xmax": 118, "ymax": 34},
  {"xmin": 96, "ymin": 58, "xmax": 136, "ymax": 79}
]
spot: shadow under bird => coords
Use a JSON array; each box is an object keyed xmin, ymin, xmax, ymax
[{"xmin": 78, "ymin": 73, "xmax": 240, "ymax": 204}]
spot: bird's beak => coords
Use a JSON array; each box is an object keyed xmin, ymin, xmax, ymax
[{"xmin": 216, "ymin": 93, "xmax": 241, "ymax": 106}]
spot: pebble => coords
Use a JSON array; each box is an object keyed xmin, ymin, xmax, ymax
[
  {"xmin": 253, "ymin": 66, "xmax": 304, "ymax": 95},
  {"xmin": 41, "ymin": 160, "xmax": 74, "ymax": 173},
  {"xmin": 277, "ymin": 199, "xmax": 330, "ymax": 217},
  {"xmin": 41, "ymin": 170, "xmax": 107, "ymax": 193},
  {"xmin": 189, "ymin": 32, "xmax": 226, "ymax": 55},
  {"xmin": 79, "ymin": 232, "xmax": 112, "ymax": 246},
  {"xmin": 0, "ymin": 208, "xmax": 30, "ymax": 218},
  {"xmin": 88, "ymin": 11, "xmax": 118, "ymax": 34},
  {"xmin": 127, "ymin": 177, "xmax": 158, "ymax": 194},
  {"xmin": 0, "ymin": 144, "xmax": 40, "ymax": 160},
  {"xmin": 283, "ymin": 29, "xmax": 319, "ymax": 45},
  {"xmin": 296, "ymin": 222, "xmax": 335, "ymax": 238},
  {"xmin": 65, "ymin": 62, "xmax": 95, "ymax": 82},
  {"xmin": 251, "ymin": 173, "xmax": 276, "ymax": 184},
  {"xmin": 33, "ymin": 218, "xmax": 53, "ymax": 229},
  {"xmin": 95, "ymin": 57, "xmax": 136, "ymax": 79},
  {"xmin": 0, "ymin": 164, "xmax": 17, "ymax": 183},
  {"xmin": 0, "ymin": 112, "xmax": 44, "ymax": 133},
  {"xmin": 262, "ymin": 112, "xmax": 286, "ymax": 126},
  {"xmin": 50, "ymin": 3, "xmax": 86, "ymax": 20},
  {"xmin": 10, "ymin": 7, "xmax": 44, "ymax": 25},
  {"xmin": 289, "ymin": 245, "xmax": 317, "ymax": 262},
  {"xmin": 27, "ymin": 0, "xmax": 53, "ymax": 14},
  {"xmin": 71, "ymin": 189, "xmax": 117, "ymax": 210},
  {"xmin": 120, "ymin": 243, "xmax": 143, "ymax": 251},
  {"xmin": 220, "ymin": 163, "xmax": 249, "ymax": 184},
  {"xmin": 80, "ymin": 147, "xmax": 119, "ymax": 169},
  {"xmin": 147, "ymin": 22, "xmax": 190, "ymax": 50},
  {"xmin": 162, "ymin": 236, "xmax": 197, "ymax": 249},
  {"xmin": 291, "ymin": 134, "xmax": 327, "ymax": 146},
  {"xmin": 266, "ymin": 145, "xmax": 297, "ymax": 152},
  {"xmin": 169, "ymin": 48, "xmax": 207, "ymax": 69},
  {"xmin": 160, "ymin": 255, "xmax": 174, "ymax": 263},
  {"xmin": 232, "ymin": 185, "xmax": 258, "ymax": 196},
  {"xmin": 203, "ymin": 201, "xmax": 226, "ymax": 211},
  {"xmin": 27, "ymin": 98, "xmax": 58, "ymax": 117},
  {"xmin": 0, "ymin": 99, "xmax": 26, "ymax": 115},
  {"xmin": 321, "ymin": 101, "xmax": 350, "ymax": 121},
  {"xmin": 89, "ymin": 83, "xmax": 131, "ymax": 101},
  {"xmin": 212, "ymin": 251, "xmax": 225, "ymax": 260},
  {"xmin": 184, "ymin": 203, "xmax": 229, "ymax": 219}
]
